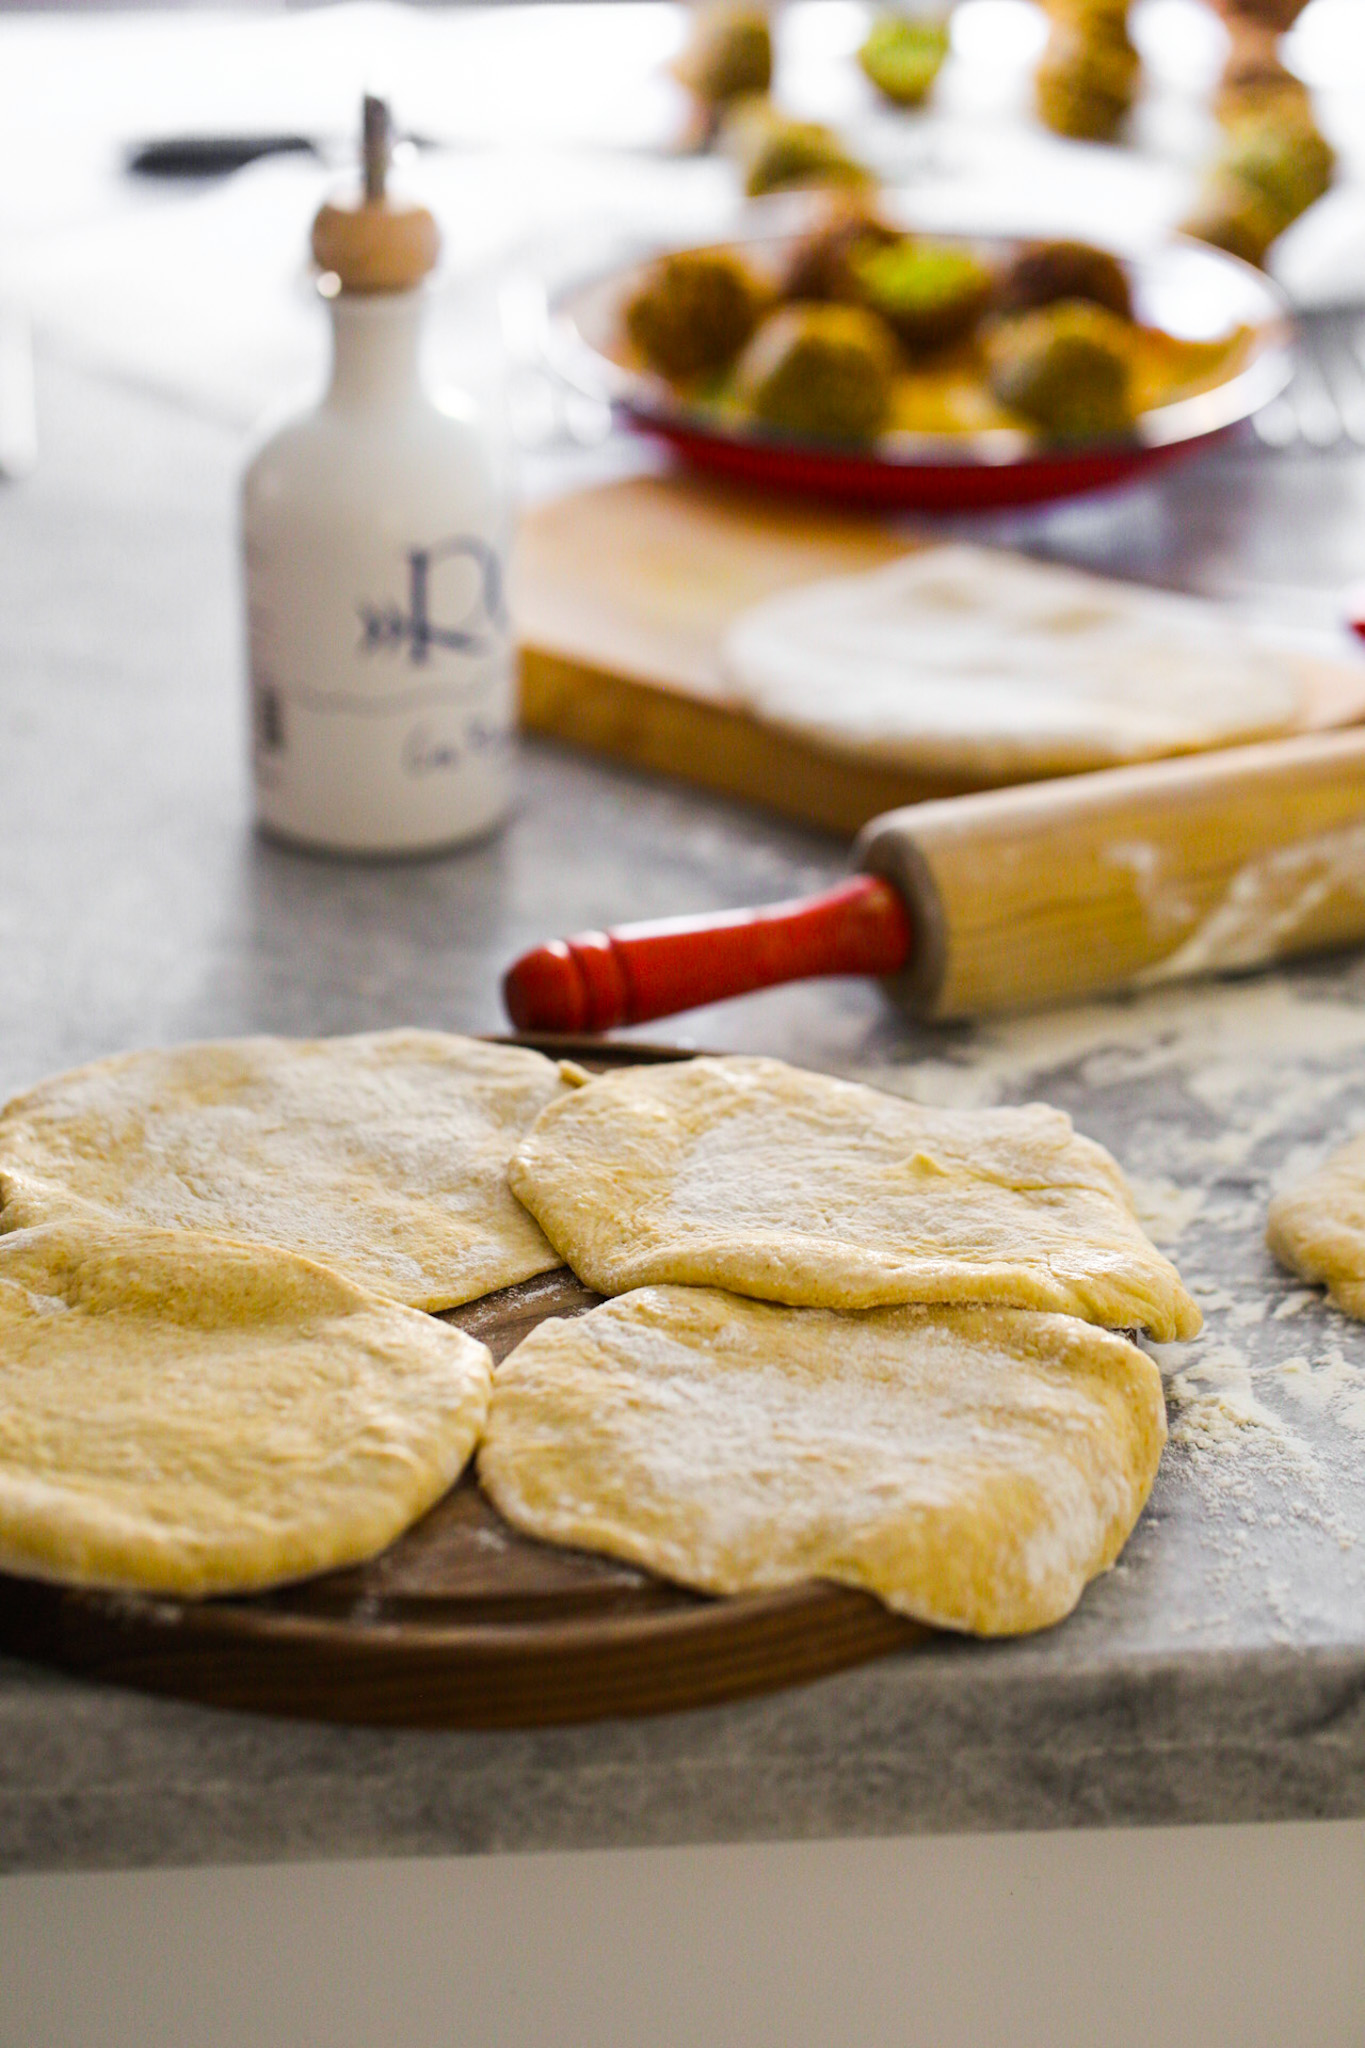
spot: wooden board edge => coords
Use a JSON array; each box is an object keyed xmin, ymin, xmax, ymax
[
  {"xmin": 0, "ymin": 1570, "xmax": 922, "ymax": 1729},
  {"xmin": 519, "ymin": 642, "xmax": 1365, "ymax": 844},
  {"xmin": 519, "ymin": 644, "xmax": 973, "ymax": 839}
]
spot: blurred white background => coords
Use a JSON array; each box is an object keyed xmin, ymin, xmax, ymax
[{"xmin": 0, "ymin": 0, "xmax": 1361, "ymax": 435}]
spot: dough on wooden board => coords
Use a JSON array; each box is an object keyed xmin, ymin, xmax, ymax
[
  {"xmin": 478, "ymin": 1286, "xmax": 1167, "ymax": 1636},
  {"xmin": 0, "ymin": 1031, "xmax": 570, "ymax": 1311},
  {"xmin": 508, "ymin": 1056, "xmax": 1202, "ymax": 1341},
  {"xmin": 721, "ymin": 545, "xmax": 1323, "ymax": 780},
  {"xmin": 0, "ymin": 1221, "xmax": 491, "ymax": 1596},
  {"xmin": 1267, "ymin": 1134, "xmax": 1365, "ymax": 1317}
]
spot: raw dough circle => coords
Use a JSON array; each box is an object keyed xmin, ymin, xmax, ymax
[
  {"xmin": 722, "ymin": 545, "xmax": 1312, "ymax": 781},
  {"xmin": 0, "ymin": 1031, "xmax": 569, "ymax": 1311},
  {"xmin": 1267, "ymin": 1133, "xmax": 1365, "ymax": 1317},
  {"xmin": 0, "ymin": 1221, "xmax": 492, "ymax": 1596},
  {"xmin": 509, "ymin": 1055, "xmax": 1202, "ymax": 1341},
  {"xmin": 479, "ymin": 1286, "xmax": 1167, "ymax": 1636}
]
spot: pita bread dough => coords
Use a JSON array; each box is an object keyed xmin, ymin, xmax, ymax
[
  {"xmin": 479, "ymin": 1286, "xmax": 1167, "ymax": 1636},
  {"xmin": 722, "ymin": 545, "xmax": 1316, "ymax": 780},
  {"xmin": 509, "ymin": 1056, "xmax": 1201, "ymax": 1341},
  {"xmin": 1267, "ymin": 1134, "xmax": 1365, "ymax": 1317},
  {"xmin": 0, "ymin": 1221, "xmax": 491, "ymax": 1596},
  {"xmin": 0, "ymin": 1031, "xmax": 569, "ymax": 1311}
]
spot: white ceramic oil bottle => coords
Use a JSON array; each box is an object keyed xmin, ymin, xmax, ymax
[{"xmin": 242, "ymin": 97, "xmax": 513, "ymax": 855}]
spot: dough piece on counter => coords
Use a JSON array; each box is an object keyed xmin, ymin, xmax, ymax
[
  {"xmin": 1267, "ymin": 1134, "xmax": 1365, "ymax": 1317},
  {"xmin": 0, "ymin": 1221, "xmax": 491, "ymax": 1596},
  {"xmin": 0, "ymin": 1031, "xmax": 570, "ymax": 1311},
  {"xmin": 722, "ymin": 545, "xmax": 1318, "ymax": 781},
  {"xmin": 509, "ymin": 1056, "xmax": 1201, "ymax": 1341},
  {"xmin": 479, "ymin": 1286, "xmax": 1167, "ymax": 1636}
]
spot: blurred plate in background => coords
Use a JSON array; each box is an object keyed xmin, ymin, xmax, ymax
[{"xmin": 548, "ymin": 196, "xmax": 1293, "ymax": 509}]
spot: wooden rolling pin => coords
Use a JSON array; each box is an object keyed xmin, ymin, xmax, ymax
[{"xmin": 503, "ymin": 728, "xmax": 1365, "ymax": 1028}]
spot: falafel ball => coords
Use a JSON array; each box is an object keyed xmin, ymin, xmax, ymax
[
  {"xmin": 1206, "ymin": 0, "xmax": 1310, "ymax": 27},
  {"xmin": 1044, "ymin": 0, "xmax": 1127, "ymax": 23},
  {"xmin": 852, "ymin": 237, "xmax": 995, "ymax": 352},
  {"xmin": 727, "ymin": 102, "xmax": 875, "ymax": 197},
  {"xmin": 1034, "ymin": 14, "xmax": 1139, "ymax": 142},
  {"xmin": 1181, "ymin": 173, "xmax": 1289, "ymax": 267},
  {"xmin": 995, "ymin": 239, "xmax": 1132, "ymax": 320},
  {"xmin": 1215, "ymin": 18, "xmax": 1311, "ymax": 128},
  {"xmin": 673, "ymin": 4, "xmax": 773, "ymax": 108},
  {"xmin": 737, "ymin": 303, "xmax": 898, "ymax": 441},
  {"xmin": 1222, "ymin": 110, "xmax": 1334, "ymax": 220},
  {"xmin": 1183, "ymin": 108, "xmax": 1334, "ymax": 267},
  {"xmin": 858, "ymin": 14, "xmax": 951, "ymax": 107},
  {"xmin": 780, "ymin": 202, "xmax": 902, "ymax": 304},
  {"xmin": 624, "ymin": 248, "xmax": 766, "ymax": 383},
  {"xmin": 986, "ymin": 300, "xmax": 1136, "ymax": 439}
]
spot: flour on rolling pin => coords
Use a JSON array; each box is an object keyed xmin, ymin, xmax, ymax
[
  {"xmin": 722, "ymin": 546, "xmax": 1345, "ymax": 781},
  {"xmin": 1133, "ymin": 821, "xmax": 1365, "ymax": 983}
]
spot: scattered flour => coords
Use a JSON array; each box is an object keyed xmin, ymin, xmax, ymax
[
  {"xmin": 877, "ymin": 977, "xmax": 1365, "ymax": 1123},
  {"xmin": 1156, "ymin": 1343, "xmax": 1295, "ymax": 1450},
  {"xmin": 858, "ymin": 971, "xmax": 1365, "ymax": 1547},
  {"xmin": 1125, "ymin": 1176, "xmax": 1206, "ymax": 1247},
  {"xmin": 1278, "ymin": 1349, "xmax": 1365, "ymax": 1434}
]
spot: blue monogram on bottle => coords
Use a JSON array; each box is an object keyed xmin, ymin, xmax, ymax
[{"xmin": 359, "ymin": 537, "xmax": 506, "ymax": 663}]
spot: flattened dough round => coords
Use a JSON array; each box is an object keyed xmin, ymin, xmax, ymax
[
  {"xmin": 0, "ymin": 1221, "xmax": 492, "ymax": 1596},
  {"xmin": 0, "ymin": 1031, "xmax": 569, "ymax": 1311},
  {"xmin": 1267, "ymin": 1133, "xmax": 1365, "ymax": 1318},
  {"xmin": 722, "ymin": 545, "xmax": 1315, "ymax": 780},
  {"xmin": 479, "ymin": 1287, "xmax": 1167, "ymax": 1636},
  {"xmin": 509, "ymin": 1056, "xmax": 1201, "ymax": 1341}
]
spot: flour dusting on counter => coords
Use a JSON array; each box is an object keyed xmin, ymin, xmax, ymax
[
  {"xmin": 1126, "ymin": 1176, "xmax": 1206, "ymax": 1246},
  {"xmin": 1278, "ymin": 1348, "xmax": 1365, "ymax": 1434},
  {"xmin": 874, "ymin": 976, "xmax": 1365, "ymax": 1117},
  {"xmin": 1154, "ymin": 1341, "xmax": 1296, "ymax": 1450},
  {"xmin": 847, "ymin": 966, "xmax": 1365, "ymax": 1637}
]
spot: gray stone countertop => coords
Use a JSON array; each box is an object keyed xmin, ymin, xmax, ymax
[{"xmin": 2, "ymin": 353, "xmax": 1364, "ymax": 1876}]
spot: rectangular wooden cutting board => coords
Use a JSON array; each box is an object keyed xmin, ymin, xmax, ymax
[{"xmin": 514, "ymin": 473, "xmax": 1365, "ymax": 837}]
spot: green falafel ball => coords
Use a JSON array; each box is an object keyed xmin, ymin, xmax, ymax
[
  {"xmin": 853, "ymin": 237, "xmax": 995, "ymax": 351},
  {"xmin": 674, "ymin": 4, "xmax": 773, "ymax": 106},
  {"xmin": 624, "ymin": 248, "xmax": 765, "ymax": 383},
  {"xmin": 728, "ymin": 103, "xmax": 875, "ymax": 198},
  {"xmin": 1222, "ymin": 113, "xmax": 1334, "ymax": 221},
  {"xmin": 780, "ymin": 202, "xmax": 901, "ymax": 304},
  {"xmin": 1182, "ymin": 109, "xmax": 1334, "ymax": 268},
  {"xmin": 737, "ymin": 303, "xmax": 898, "ymax": 441},
  {"xmin": 858, "ymin": 14, "xmax": 951, "ymax": 108},
  {"xmin": 1035, "ymin": 19, "xmax": 1139, "ymax": 142},
  {"xmin": 986, "ymin": 300, "xmax": 1135, "ymax": 440},
  {"xmin": 1181, "ymin": 174, "xmax": 1287, "ymax": 267}
]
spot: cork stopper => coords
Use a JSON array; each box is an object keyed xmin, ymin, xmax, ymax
[{"xmin": 311, "ymin": 96, "xmax": 440, "ymax": 294}]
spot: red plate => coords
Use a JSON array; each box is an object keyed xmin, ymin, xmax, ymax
[
  {"xmin": 547, "ymin": 201, "xmax": 1293, "ymax": 512},
  {"xmin": 637, "ymin": 418, "xmax": 1194, "ymax": 509}
]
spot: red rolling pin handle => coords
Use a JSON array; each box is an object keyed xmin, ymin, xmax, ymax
[{"xmin": 502, "ymin": 875, "xmax": 914, "ymax": 1034}]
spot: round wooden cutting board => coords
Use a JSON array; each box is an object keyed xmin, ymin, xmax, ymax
[{"xmin": 0, "ymin": 1039, "xmax": 923, "ymax": 1729}]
